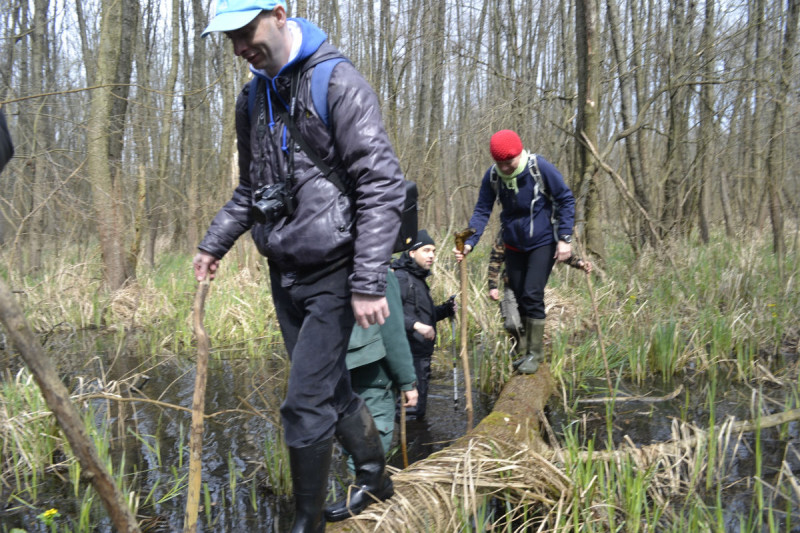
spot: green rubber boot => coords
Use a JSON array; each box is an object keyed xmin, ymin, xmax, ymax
[{"xmin": 516, "ymin": 318, "xmax": 546, "ymax": 374}]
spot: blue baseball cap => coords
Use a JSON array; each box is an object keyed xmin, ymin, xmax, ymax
[{"xmin": 202, "ymin": 0, "xmax": 287, "ymax": 37}]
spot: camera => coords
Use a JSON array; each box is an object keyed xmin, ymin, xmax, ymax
[{"xmin": 251, "ymin": 182, "xmax": 296, "ymax": 224}]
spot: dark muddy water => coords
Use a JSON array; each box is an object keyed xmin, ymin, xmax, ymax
[
  {"xmin": 0, "ymin": 336, "xmax": 489, "ymax": 532},
  {"xmin": 2, "ymin": 331, "xmax": 799, "ymax": 531},
  {"xmin": 548, "ymin": 373, "xmax": 800, "ymax": 531}
]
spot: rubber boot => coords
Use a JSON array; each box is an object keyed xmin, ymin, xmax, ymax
[
  {"xmin": 517, "ymin": 318, "xmax": 546, "ymax": 374},
  {"xmin": 510, "ymin": 325, "xmax": 527, "ymax": 369},
  {"xmin": 289, "ymin": 438, "xmax": 333, "ymax": 533},
  {"xmin": 324, "ymin": 404, "xmax": 394, "ymax": 522}
]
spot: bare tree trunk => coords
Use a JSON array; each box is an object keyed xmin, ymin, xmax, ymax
[
  {"xmin": 186, "ymin": 0, "xmax": 208, "ymax": 249},
  {"xmin": 696, "ymin": 0, "xmax": 715, "ymax": 244},
  {"xmin": 575, "ymin": 0, "xmax": 604, "ymax": 258},
  {"xmin": 765, "ymin": 0, "xmax": 799, "ymax": 273},
  {"xmin": 148, "ymin": 0, "xmax": 182, "ymax": 267},
  {"xmin": 751, "ymin": 0, "xmax": 769, "ymax": 231},
  {"xmin": 661, "ymin": 0, "xmax": 696, "ymax": 238},
  {"xmin": 607, "ymin": 0, "xmax": 652, "ymax": 251},
  {"xmin": 86, "ymin": 0, "xmax": 134, "ymax": 290},
  {"xmin": 25, "ymin": 0, "xmax": 50, "ymax": 274}
]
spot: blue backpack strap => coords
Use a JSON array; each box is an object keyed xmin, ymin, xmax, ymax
[
  {"xmin": 247, "ymin": 77, "xmax": 259, "ymax": 118},
  {"xmin": 310, "ymin": 57, "xmax": 348, "ymax": 128}
]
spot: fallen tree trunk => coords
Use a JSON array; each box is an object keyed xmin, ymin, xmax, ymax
[
  {"xmin": 329, "ymin": 366, "xmax": 563, "ymax": 532},
  {"xmin": 329, "ymin": 365, "xmax": 800, "ymax": 532}
]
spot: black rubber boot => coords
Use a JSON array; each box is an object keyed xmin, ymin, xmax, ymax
[
  {"xmin": 289, "ymin": 438, "xmax": 333, "ymax": 533},
  {"xmin": 324, "ymin": 405, "xmax": 394, "ymax": 522}
]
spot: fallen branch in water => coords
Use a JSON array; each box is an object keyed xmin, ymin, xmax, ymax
[
  {"xmin": 0, "ymin": 277, "xmax": 141, "ymax": 532},
  {"xmin": 73, "ymin": 393, "xmax": 267, "ymax": 420},
  {"xmin": 576, "ymin": 383, "xmax": 685, "ymax": 404}
]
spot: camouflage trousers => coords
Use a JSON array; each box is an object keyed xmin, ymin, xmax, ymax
[{"xmin": 499, "ymin": 286, "xmax": 523, "ymax": 336}]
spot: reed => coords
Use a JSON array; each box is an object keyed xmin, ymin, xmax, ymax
[{"xmin": 1, "ymin": 229, "xmax": 798, "ymax": 530}]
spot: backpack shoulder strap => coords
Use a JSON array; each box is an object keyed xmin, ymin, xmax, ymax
[
  {"xmin": 247, "ymin": 77, "xmax": 259, "ymax": 118},
  {"xmin": 527, "ymin": 154, "xmax": 552, "ymax": 202},
  {"xmin": 310, "ymin": 57, "xmax": 348, "ymax": 129},
  {"xmin": 528, "ymin": 153, "xmax": 561, "ymax": 239},
  {"xmin": 245, "ymin": 55, "xmax": 350, "ymax": 128},
  {"xmin": 489, "ymin": 166, "xmax": 501, "ymax": 205}
]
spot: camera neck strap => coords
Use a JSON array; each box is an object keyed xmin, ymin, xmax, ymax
[{"xmin": 273, "ymin": 73, "xmax": 350, "ymax": 196}]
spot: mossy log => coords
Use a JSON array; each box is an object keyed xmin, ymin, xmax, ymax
[{"xmin": 328, "ymin": 366, "xmax": 562, "ymax": 532}]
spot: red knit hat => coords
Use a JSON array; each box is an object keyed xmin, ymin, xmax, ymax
[{"xmin": 490, "ymin": 130, "xmax": 524, "ymax": 161}]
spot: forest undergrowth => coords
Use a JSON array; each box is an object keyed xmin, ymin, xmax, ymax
[{"xmin": 1, "ymin": 227, "xmax": 799, "ymax": 531}]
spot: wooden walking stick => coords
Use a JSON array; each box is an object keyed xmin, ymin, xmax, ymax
[
  {"xmin": 184, "ymin": 278, "xmax": 211, "ymax": 533},
  {"xmin": 400, "ymin": 397, "xmax": 409, "ymax": 468},
  {"xmin": 454, "ymin": 227, "xmax": 476, "ymax": 428}
]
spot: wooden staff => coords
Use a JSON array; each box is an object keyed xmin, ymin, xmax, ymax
[
  {"xmin": 400, "ymin": 400, "xmax": 409, "ymax": 468},
  {"xmin": 0, "ymin": 278, "xmax": 141, "ymax": 532},
  {"xmin": 184, "ymin": 279, "xmax": 211, "ymax": 533},
  {"xmin": 454, "ymin": 228, "xmax": 476, "ymax": 428}
]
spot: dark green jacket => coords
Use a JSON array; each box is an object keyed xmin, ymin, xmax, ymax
[{"xmin": 347, "ymin": 270, "xmax": 416, "ymax": 391}]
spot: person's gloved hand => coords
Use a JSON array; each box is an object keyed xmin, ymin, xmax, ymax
[{"xmin": 445, "ymin": 295, "xmax": 457, "ymax": 317}]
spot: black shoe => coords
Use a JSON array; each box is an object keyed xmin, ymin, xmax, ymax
[
  {"xmin": 325, "ymin": 404, "xmax": 394, "ymax": 522},
  {"xmin": 289, "ymin": 439, "xmax": 333, "ymax": 532}
]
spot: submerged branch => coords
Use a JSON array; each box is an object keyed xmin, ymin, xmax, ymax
[{"xmin": 576, "ymin": 383, "xmax": 685, "ymax": 404}]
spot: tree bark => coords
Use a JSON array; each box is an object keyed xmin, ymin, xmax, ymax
[
  {"xmin": 574, "ymin": 0, "xmax": 604, "ymax": 258},
  {"xmin": 86, "ymin": 0, "xmax": 135, "ymax": 290},
  {"xmin": 696, "ymin": 0, "xmax": 715, "ymax": 244},
  {"xmin": 765, "ymin": 0, "xmax": 799, "ymax": 273}
]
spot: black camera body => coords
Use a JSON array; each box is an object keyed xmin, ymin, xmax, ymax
[{"xmin": 251, "ymin": 182, "xmax": 296, "ymax": 224}]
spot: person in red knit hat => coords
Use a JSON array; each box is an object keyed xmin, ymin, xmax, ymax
[{"xmin": 454, "ymin": 129, "xmax": 576, "ymax": 374}]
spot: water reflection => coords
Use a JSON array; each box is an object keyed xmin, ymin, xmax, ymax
[{"xmin": 0, "ymin": 338, "xmax": 486, "ymax": 531}]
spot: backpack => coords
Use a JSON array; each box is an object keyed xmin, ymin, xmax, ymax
[
  {"xmin": 247, "ymin": 57, "xmax": 417, "ymax": 253},
  {"xmin": 489, "ymin": 154, "xmax": 559, "ymax": 240}
]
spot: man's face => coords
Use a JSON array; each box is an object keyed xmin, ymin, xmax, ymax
[
  {"xmin": 410, "ymin": 245, "xmax": 436, "ymax": 271},
  {"xmin": 225, "ymin": 8, "xmax": 287, "ymax": 75},
  {"xmin": 495, "ymin": 152, "xmax": 523, "ymax": 175}
]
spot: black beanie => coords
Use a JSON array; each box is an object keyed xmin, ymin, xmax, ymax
[{"xmin": 409, "ymin": 229, "xmax": 435, "ymax": 251}]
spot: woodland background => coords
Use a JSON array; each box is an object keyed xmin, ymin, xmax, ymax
[{"xmin": 0, "ymin": 0, "xmax": 798, "ymax": 289}]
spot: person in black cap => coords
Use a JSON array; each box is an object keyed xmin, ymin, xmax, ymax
[{"xmin": 391, "ymin": 230, "xmax": 456, "ymax": 420}]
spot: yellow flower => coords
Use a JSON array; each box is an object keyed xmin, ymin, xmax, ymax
[{"xmin": 43, "ymin": 509, "xmax": 58, "ymax": 519}]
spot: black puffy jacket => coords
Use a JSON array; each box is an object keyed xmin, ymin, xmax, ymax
[
  {"xmin": 391, "ymin": 253, "xmax": 455, "ymax": 359},
  {"xmin": 0, "ymin": 109, "xmax": 13, "ymax": 173},
  {"xmin": 198, "ymin": 20, "xmax": 405, "ymax": 296}
]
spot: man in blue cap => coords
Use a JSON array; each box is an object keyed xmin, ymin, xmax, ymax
[{"xmin": 193, "ymin": 1, "xmax": 406, "ymax": 530}]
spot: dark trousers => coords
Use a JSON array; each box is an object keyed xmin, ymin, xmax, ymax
[
  {"xmin": 504, "ymin": 243, "xmax": 556, "ymax": 320},
  {"xmin": 406, "ymin": 356, "xmax": 431, "ymax": 419},
  {"xmin": 270, "ymin": 264, "xmax": 364, "ymax": 447}
]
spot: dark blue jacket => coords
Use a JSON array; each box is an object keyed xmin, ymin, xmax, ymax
[{"xmin": 465, "ymin": 154, "xmax": 575, "ymax": 252}]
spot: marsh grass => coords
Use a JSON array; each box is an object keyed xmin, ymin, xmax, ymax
[{"xmin": 1, "ymin": 230, "xmax": 799, "ymax": 530}]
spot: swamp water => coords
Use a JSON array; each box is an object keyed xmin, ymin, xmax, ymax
[
  {"xmin": 0, "ymin": 332, "xmax": 489, "ymax": 532},
  {"xmin": 2, "ymin": 331, "xmax": 798, "ymax": 531}
]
